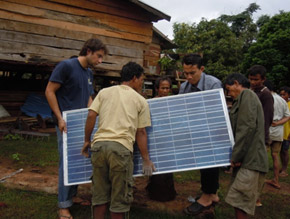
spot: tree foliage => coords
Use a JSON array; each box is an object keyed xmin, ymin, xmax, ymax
[
  {"xmin": 167, "ymin": 3, "xmax": 289, "ymax": 88},
  {"xmin": 172, "ymin": 3, "xmax": 261, "ymax": 82},
  {"xmin": 218, "ymin": 3, "xmax": 260, "ymax": 51},
  {"xmin": 243, "ymin": 11, "xmax": 290, "ymax": 88},
  {"xmin": 173, "ymin": 19, "xmax": 244, "ymax": 81}
]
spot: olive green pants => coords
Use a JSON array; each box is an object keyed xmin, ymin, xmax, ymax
[{"xmin": 91, "ymin": 141, "xmax": 134, "ymax": 213}]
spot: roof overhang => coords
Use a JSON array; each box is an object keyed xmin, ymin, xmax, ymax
[
  {"xmin": 153, "ymin": 26, "xmax": 177, "ymax": 49},
  {"xmin": 130, "ymin": 0, "xmax": 171, "ymax": 22}
]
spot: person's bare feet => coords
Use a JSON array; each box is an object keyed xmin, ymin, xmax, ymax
[
  {"xmin": 196, "ymin": 193, "xmax": 219, "ymax": 207},
  {"xmin": 265, "ymin": 179, "xmax": 281, "ymax": 189},
  {"xmin": 279, "ymin": 171, "xmax": 289, "ymax": 177},
  {"xmin": 58, "ymin": 208, "xmax": 72, "ymax": 219},
  {"xmin": 196, "ymin": 194, "xmax": 212, "ymax": 207},
  {"xmin": 256, "ymin": 199, "xmax": 262, "ymax": 207},
  {"xmin": 210, "ymin": 194, "xmax": 220, "ymax": 203}
]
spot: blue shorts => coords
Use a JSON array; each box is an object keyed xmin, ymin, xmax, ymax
[{"xmin": 281, "ymin": 140, "xmax": 290, "ymax": 151}]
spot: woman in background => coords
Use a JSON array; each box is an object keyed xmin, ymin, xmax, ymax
[
  {"xmin": 146, "ymin": 76, "xmax": 177, "ymax": 202},
  {"xmin": 155, "ymin": 76, "xmax": 172, "ymax": 98}
]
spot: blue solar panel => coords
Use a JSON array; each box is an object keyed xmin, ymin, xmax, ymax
[{"xmin": 63, "ymin": 88, "xmax": 234, "ymax": 186}]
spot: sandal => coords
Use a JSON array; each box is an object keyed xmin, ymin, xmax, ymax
[
  {"xmin": 279, "ymin": 172, "xmax": 288, "ymax": 177},
  {"xmin": 188, "ymin": 195, "xmax": 219, "ymax": 206},
  {"xmin": 265, "ymin": 180, "xmax": 281, "ymax": 189},
  {"xmin": 183, "ymin": 201, "xmax": 212, "ymax": 216}
]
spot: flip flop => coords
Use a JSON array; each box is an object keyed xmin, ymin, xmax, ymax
[
  {"xmin": 279, "ymin": 172, "xmax": 288, "ymax": 177},
  {"xmin": 183, "ymin": 201, "xmax": 212, "ymax": 216},
  {"xmin": 265, "ymin": 180, "xmax": 281, "ymax": 189},
  {"xmin": 188, "ymin": 195, "xmax": 219, "ymax": 206}
]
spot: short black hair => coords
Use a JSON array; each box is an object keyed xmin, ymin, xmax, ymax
[
  {"xmin": 79, "ymin": 38, "xmax": 108, "ymax": 56},
  {"xmin": 182, "ymin": 53, "xmax": 203, "ymax": 69},
  {"xmin": 280, "ymin": 86, "xmax": 290, "ymax": 94},
  {"xmin": 120, "ymin": 62, "xmax": 144, "ymax": 82},
  {"xmin": 264, "ymin": 80, "xmax": 274, "ymax": 91},
  {"xmin": 247, "ymin": 65, "xmax": 267, "ymax": 79},
  {"xmin": 155, "ymin": 76, "xmax": 172, "ymax": 90},
  {"xmin": 224, "ymin": 73, "xmax": 250, "ymax": 88}
]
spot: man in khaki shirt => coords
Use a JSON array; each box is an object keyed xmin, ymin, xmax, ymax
[{"xmin": 81, "ymin": 62, "xmax": 155, "ymax": 219}]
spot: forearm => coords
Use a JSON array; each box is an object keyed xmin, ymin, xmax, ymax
[
  {"xmin": 272, "ymin": 117, "xmax": 290, "ymax": 126},
  {"xmin": 263, "ymin": 103, "xmax": 274, "ymax": 142},
  {"xmin": 45, "ymin": 82, "xmax": 63, "ymax": 121},
  {"xmin": 136, "ymin": 128, "xmax": 150, "ymax": 161},
  {"xmin": 46, "ymin": 91, "xmax": 62, "ymax": 119},
  {"xmin": 87, "ymin": 96, "xmax": 93, "ymax": 107},
  {"xmin": 84, "ymin": 110, "xmax": 97, "ymax": 142}
]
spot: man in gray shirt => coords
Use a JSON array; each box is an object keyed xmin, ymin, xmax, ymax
[{"xmin": 181, "ymin": 54, "xmax": 222, "ymax": 216}]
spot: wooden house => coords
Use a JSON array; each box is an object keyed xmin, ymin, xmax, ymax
[{"xmin": 0, "ymin": 0, "xmax": 172, "ymax": 116}]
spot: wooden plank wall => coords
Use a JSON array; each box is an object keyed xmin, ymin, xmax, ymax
[
  {"xmin": 0, "ymin": 0, "xmax": 155, "ymax": 72},
  {"xmin": 144, "ymin": 43, "xmax": 161, "ymax": 74}
]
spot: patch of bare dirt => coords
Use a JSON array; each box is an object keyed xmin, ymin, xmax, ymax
[
  {"xmin": 0, "ymin": 158, "xmax": 201, "ymax": 212},
  {"xmin": 133, "ymin": 177, "xmax": 201, "ymax": 214},
  {"xmin": 0, "ymin": 158, "xmax": 58, "ymax": 194}
]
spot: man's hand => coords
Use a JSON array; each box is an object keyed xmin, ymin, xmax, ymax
[
  {"xmin": 271, "ymin": 121, "xmax": 279, "ymax": 127},
  {"xmin": 230, "ymin": 160, "xmax": 241, "ymax": 167},
  {"xmin": 81, "ymin": 141, "xmax": 91, "ymax": 158},
  {"xmin": 142, "ymin": 159, "xmax": 156, "ymax": 176},
  {"xmin": 58, "ymin": 119, "xmax": 67, "ymax": 133}
]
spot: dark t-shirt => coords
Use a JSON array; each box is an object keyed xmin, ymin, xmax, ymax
[
  {"xmin": 49, "ymin": 58, "xmax": 94, "ymax": 112},
  {"xmin": 253, "ymin": 86, "xmax": 274, "ymax": 145}
]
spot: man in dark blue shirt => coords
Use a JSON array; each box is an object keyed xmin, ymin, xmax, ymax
[
  {"xmin": 45, "ymin": 38, "xmax": 108, "ymax": 219},
  {"xmin": 181, "ymin": 54, "xmax": 222, "ymax": 216}
]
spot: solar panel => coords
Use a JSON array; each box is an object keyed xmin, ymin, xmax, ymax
[{"xmin": 63, "ymin": 88, "xmax": 234, "ymax": 186}]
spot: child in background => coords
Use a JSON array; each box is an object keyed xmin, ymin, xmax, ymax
[{"xmin": 279, "ymin": 86, "xmax": 290, "ymax": 177}]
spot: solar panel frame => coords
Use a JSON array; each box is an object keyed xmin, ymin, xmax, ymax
[{"xmin": 63, "ymin": 88, "xmax": 234, "ymax": 186}]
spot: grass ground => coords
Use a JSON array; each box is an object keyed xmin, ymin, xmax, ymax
[
  {"xmin": 1, "ymin": 136, "xmax": 290, "ymax": 218},
  {"xmin": 0, "ymin": 135, "xmax": 58, "ymax": 168}
]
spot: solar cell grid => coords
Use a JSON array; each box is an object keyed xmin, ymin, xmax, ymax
[{"xmin": 63, "ymin": 88, "xmax": 234, "ymax": 185}]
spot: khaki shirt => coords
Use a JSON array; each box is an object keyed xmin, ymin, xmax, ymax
[
  {"xmin": 89, "ymin": 85, "xmax": 151, "ymax": 152},
  {"xmin": 230, "ymin": 89, "xmax": 268, "ymax": 173}
]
